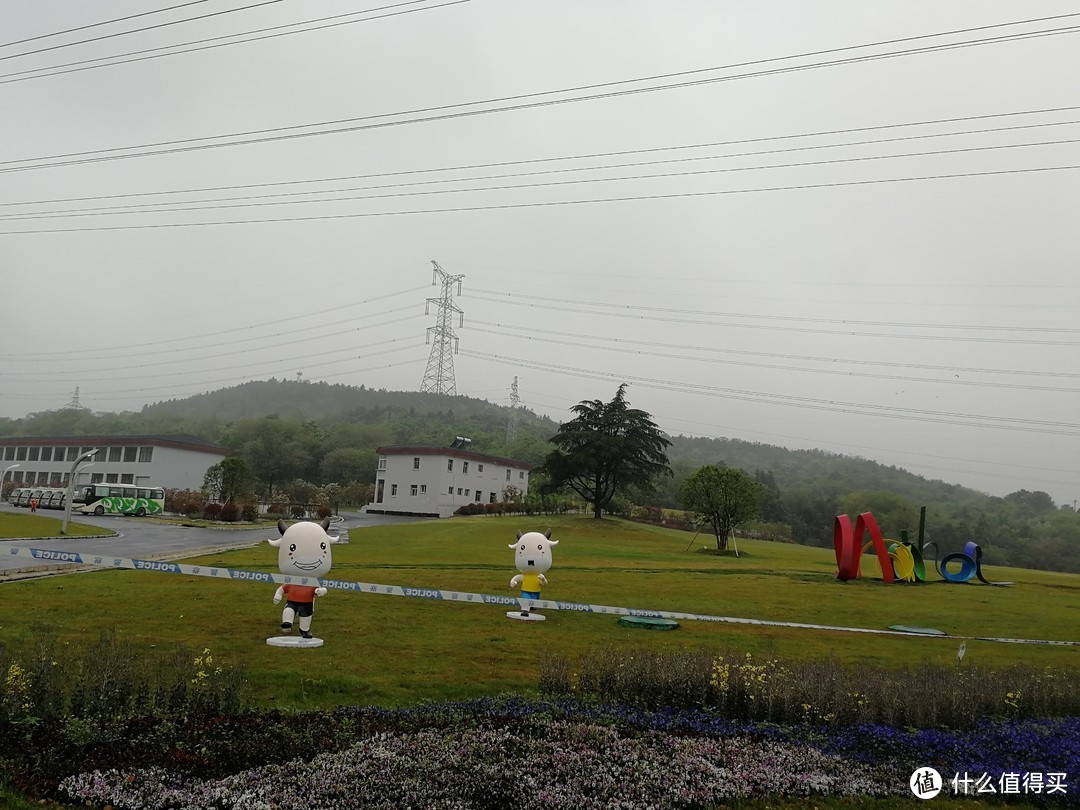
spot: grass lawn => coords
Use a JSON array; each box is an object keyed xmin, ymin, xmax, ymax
[
  {"xmin": 1, "ymin": 514, "xmax": 1077, "ymax": 711},
  {"xmin": 0, "ymin": 511, "xmax": 114, "ymax": 539}
]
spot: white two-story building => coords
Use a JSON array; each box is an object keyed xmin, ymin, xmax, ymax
[{"xmin": 368, "ymin": 439, "xmax": 532, "ymax": 518}]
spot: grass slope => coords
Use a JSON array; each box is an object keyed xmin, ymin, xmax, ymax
[
  {"xmin": 0, "ymin": 511, "xmax": 113, "ymax": 539},
  {"xmin": 2, "ymin": 515, "xmax": 1077, "ymax": 711}
]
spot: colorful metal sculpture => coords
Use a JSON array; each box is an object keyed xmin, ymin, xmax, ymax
[{"xmin": 834, "ymin": 512, "xmax": 895, "ymax": 582}]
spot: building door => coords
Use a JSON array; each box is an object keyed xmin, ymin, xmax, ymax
[{"xmin": 376, "ymin": 479, "xmax": 384, "ymax": 503}]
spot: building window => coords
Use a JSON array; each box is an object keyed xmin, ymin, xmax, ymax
[
  {"xmin": 66, "ymin": 447, "xmax": 78, "ymax": 461},
  {"xmin": 391, "ymin": 484, "xmax": 398, "ymax": 497},
  {"xmin": 490, "ymin": 492, "xmax": 497, "ymax": 503},
  {"xmin": 413, "ymin": 457, "xmax": 420, "ymax": 470},
  {"xmin": 410, "ymin": 484, "xmax": 418, "ymax": 496},
  {"xmin": 2, "ymin": 447, "xmax": 12, "ymax": 460},
  {"xmin": 138, "ymin": 447, "xmax": 153, "ymax": 462},
  {"xmin": 40, "ymin": 447, "xmax": 52, "ymax": 462},
  {"xmin": 447, "ymin": 459, "xmax": 453, "ymax": 472},
  {"xmin": 478, "ymin": 464, "xmax": 484, "ymax": 472},
  {"xmin": 106, "ymin": 474, "xmax": 119, "ymax": 483},
  {"xmin": 91, "ymin": 473, "xmax": 103, "ymax": 483},
  {"xmin": 448, "ymin": 486, "xmax": 454, "ymax": 495},
  {"xmin": 109, "ymin": 447, "xmax": 122, "ymax": 462},
  {"xmin": 465, "ymin": 489, "xmax": 470, "ymax": 497},
  {"xmin": 124, "ymin": 447, "xmax": 137, "ymax": 463},
  {"xmin": 28, "ymin": 447, "xmax": 40, "ymax": 461},
  {"xmin": 80, "ymin": 447, "xmax": 93, "ymax": 457},
  {"xmin": 462, "ymin": 461, "xmax": 469, "ymax": 474},
  {"xmin": 519, "ymin": 471, "xmax": 525, "ymax": 480},
  {"xmin": 457, "ymin": 488, "xmax": 463, "ymax": 495},
  {"xmin": 420, "ymin": 484, "xmax": 427, "ymax": 494},
  {"xmin": 121, "ymin": 474, "xmax": 134, "ymax": 484},
  {"xmin": 475, "ymin": 492, "xmax": 482, "ymax": 502},
  {"xmin": 16, "ymin": 447, "xmax": 26, "ymax": 461},
  {"xmin": 505, "ymin": 469, "xmax": 511, "ymax": 481},
  {"xmin": 378, "ymin": 458, "xmax": 386, "ymax": 470}
]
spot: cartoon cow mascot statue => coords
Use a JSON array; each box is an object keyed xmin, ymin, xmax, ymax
[
  {"xmin": 266, "ymin": 518, "xmax": 339, "ymax": 648},
  {"xmin": 508, "ymin": 529, "xmax": 557, "ymax": 622}
]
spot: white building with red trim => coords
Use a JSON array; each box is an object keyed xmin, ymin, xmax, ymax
[{"xmin": 369, "ymin": 439, "xmax": 532, "ymax": 518}]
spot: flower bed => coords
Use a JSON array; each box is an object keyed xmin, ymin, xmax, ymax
[{"xmin": 57, "ymin": 698, "xmax": 1079, "ymax": 808}]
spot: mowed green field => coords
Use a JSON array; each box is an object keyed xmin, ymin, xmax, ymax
[{"xmin": 2, "ymin": 514, "xmax": 1077, "ymax": 710}]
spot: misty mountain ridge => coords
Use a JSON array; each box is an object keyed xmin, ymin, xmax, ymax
[{"xmin": 4, "ymin": 377, "xmax": 1001, "ymax": 506}]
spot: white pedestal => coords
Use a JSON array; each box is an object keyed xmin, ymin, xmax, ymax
[
  {"xmin": 266, "ymin": 636, "xmax": 324, "ymax": 648},
  {"xmin": 506, "ymin": 611, "xmax": 546, "ymax": 621}
]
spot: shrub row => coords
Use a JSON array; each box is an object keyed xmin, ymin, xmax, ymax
[{"xmin": 539, "ymin": 646, "xmax": 1080, "ymax": 730}]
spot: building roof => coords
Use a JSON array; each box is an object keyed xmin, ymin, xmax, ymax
[
  {"xmin": 377, "ymin": 444, "xmax": 533, "ymax": 470},
  {"xmin": 0, "ymin": 433, "xmax": 230, "ymax": 455}
]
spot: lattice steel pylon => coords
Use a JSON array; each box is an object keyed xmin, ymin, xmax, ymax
[
  {"xmin": 506, "ymin": 376, "xmax": 521, "ymax": 443},
  {"xmin": 420, "ymin": 260, "xmax": 465, "ymax": 395}
]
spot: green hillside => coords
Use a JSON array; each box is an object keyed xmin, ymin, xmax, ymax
[{"xmin": 2, "ymin": 379, "xmax": 1077, "ymax": 573}]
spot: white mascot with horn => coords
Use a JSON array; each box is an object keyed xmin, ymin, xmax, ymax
[
  {"xmin": 508, "ymin": 528, "xmax": 557, "ymax": 621},
  {"xmin": 266, "ymin": 518, "xmax": 339, "ymax": 648}
]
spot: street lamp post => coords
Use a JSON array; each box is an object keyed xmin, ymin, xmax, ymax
[
  {"xmin": 61, "ymin": 450, "xmax": 98, "ymax": 535},
  {"xmin": 1, "ymin": 463, "xmax": 20, "ymax": 502}
]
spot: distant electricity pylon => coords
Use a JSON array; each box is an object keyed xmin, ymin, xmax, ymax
[
  {"xmin": 420, "ymin": 260, "xmax": 464, "ymax": 395},
  {"xmin": 506, "ymin": 376, "xmax": 521, "ymax": 443},
  {"xmin": 66, "ymin": 386, "xmax": 86, "ymax": 410}
]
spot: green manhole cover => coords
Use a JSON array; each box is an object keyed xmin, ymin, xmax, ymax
[
  {"xmin": 618, "ymin": 616, "xmax": 680, "ymax": 631},
  {"xmin": 888, "ymin": 624, "xmax": 946, "ymax": 636}
]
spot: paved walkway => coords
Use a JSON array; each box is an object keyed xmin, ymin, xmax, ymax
[{"xmin": 0, "ymin": 505, "xmax": 429, "ymax": 581}]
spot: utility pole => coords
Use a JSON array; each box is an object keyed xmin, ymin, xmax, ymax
[
  {"xmin": 420, "ymin": 260, "xmax": 464, "ymax": 395},
  {"xmin": 506, "ymin": 376, "xmax": 521, "ymax": 443}
]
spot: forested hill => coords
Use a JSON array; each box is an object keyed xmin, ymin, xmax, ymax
[{"xmin": 2, "ymin": 379, "xmax": 1076, "ymax": 572}]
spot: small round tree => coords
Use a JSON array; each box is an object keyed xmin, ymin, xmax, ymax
[{"xmin": 680, "ymin": 464, "xmax": 764, "ymax": 552}]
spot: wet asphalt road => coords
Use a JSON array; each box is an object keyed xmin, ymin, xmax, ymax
[{"xmin": 0, "ymin": 504, "xmax": 428, "ymax": 580}]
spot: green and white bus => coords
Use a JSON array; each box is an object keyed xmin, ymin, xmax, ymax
[{"xmin": 73, "ymin": 484, "xmax": 165, "ymax": 516}]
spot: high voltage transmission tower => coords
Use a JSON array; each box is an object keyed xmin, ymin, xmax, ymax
[
  {"xmin": 506, "ymin": 376, "xmax": 521, "ymax": 443},
  {"xmin": 420, "ymin": 260, "xmax": 465, "ymax": 395}
]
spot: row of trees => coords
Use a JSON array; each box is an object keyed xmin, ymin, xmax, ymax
[
  {"xmin": 538, "ymin": 384, "xmax": 765, "ymax": 551},
  {"xmin": 3, "ymin": 379, "xmax": 1076, "ymax": 571},
  {"xmin": 536, "ymin": 386, "xmax": 1080, "ymax": 571}
]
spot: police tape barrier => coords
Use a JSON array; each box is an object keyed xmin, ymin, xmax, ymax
[{"xmin": 7, "ymin": 545, "xmax": 1080, "ymax": 647}]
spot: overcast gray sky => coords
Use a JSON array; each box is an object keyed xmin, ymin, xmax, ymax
[{"xmin": 2, "ymin": 1, "xmax": 1078, "ymax": 505}]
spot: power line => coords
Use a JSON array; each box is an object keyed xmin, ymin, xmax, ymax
[
  {"xmin": 469, "ymin": 325, "xmax": 1080, "ymax": 395},
  {"xmin": 0, "ymin": 1, "xmax": 465, "ymax": 84},
  {"xmin": 469, "ymin": 291, "xmax": 1080, "ymax": 335},
  {"xmin": 465, "ymin": 320, "xmax": 1080, "ymax": 386},
  {"xmin": 470, "ymin": 276, "xmax": 1080, "ymax": 347},
  {"xmin": 0, "ymin": 0, "xmax": 212, "ymax": 49},
  {"xmin": 2, "ymin": 333, "xmax": 424, "ymax": 383},
  {"xmin": 460, "ymin": 350, "xmax": 1080, "ymax": 437},
  {"xmin": 6, "ymin": 132, "xmax": 1079, "ymax": 221},
  {"xmin": 3, "ymin": 310, "xmax": 423, "ymax": 373},
  {"xmin": 6, "ymin": 104, "xmax": 1077, "ymax": 209},
  {"xmin": 517, "ymin": 389, "xmax": 1080, "ymax": 484},
  {"xmin": 4, "ymin": 163, "xmax": 1078, "ymax": 235},
  {"xmin": 4, "ymin": 18, "xmax": 1080, "ymax": 173},
  {"xmin": 0, "ymin": 0, "xmax": 284, "ymax": 62},
  {"xmin": 8, "ymin": 284, "xmax": 428, "ymax": 358}
]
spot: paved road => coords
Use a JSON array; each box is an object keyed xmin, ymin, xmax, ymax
[{"xmin": 0, "ymin": 504, "xmax": 428, "ymax": 580}]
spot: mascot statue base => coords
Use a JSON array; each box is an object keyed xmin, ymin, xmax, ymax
[
  {"xmin": 266, "ymin": 635, "xmax": 324, "ymax": 648},
  {"xmin": 506, "ymin": 609, "xmax": 546, "ymax": 621}
]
